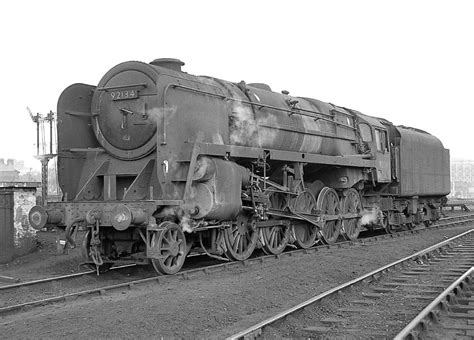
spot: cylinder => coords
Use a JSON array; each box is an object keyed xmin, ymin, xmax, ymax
[{"xmin": 185, "ymin": 159, "xmax": 249, "ymax": 220}]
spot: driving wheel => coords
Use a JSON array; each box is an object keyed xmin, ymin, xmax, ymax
[
  {"xmin": 340, "ymin": 188, "xmax": 362, "ymax": 241},
  {"xmin": 223, "ymin": 213, "xmax": 258, "ymax": 261},
  {"xmin": 260, "ymin": 192, "xmax": 290, "ymax": 254},
  {"xmin": 316, "ymin": 187, "xmax": 341, "ymax": 244},
  {"xmin": 291, "ymin": 191, "xmax": 318, "ymax": 248}
]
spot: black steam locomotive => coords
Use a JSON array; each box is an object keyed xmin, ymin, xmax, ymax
[{"xmin": 28, "ymin": 58, "xmax": 450, "ymax": 274}]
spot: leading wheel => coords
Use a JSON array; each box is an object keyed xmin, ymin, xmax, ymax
[
  {"xmin": 223, "ymin": 214, "xmax": 258, "ymax": 261},
  {"xmin": 340, "ymin": 188, "xmax": 362, "ymax": 241},
  {"xmin": 316, "ymin": 187, "xmax": 341, "ymax": 244},
  {"xmin": 291, "ymin": 191, "xmax": 318, "ymax": 248},
  {"xmin": 150, "ymin": 222, "xmax": 186, "ymax": 275}
]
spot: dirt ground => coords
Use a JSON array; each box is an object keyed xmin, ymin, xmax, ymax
[
  {"xmin": 0, "ymin": 229, "xmax": 87, "ymax": 282},
  {"xmin": 1, "ymin": 222, "xmax": 473, "ymax": 339}
]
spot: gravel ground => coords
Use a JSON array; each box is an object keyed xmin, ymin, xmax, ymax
[{"xmin": 1, "ymin": 222, "xmax": 473, "ymax": 339}]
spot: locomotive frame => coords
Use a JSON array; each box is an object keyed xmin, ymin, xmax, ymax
[{"xmin": 28, "ymin": 58, "xmax": 450, "ymax": 274}]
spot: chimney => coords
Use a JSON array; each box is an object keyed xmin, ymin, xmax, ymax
[{"xmin": 150, "ymin": 58, "xmax": 185, "ymax": 72}]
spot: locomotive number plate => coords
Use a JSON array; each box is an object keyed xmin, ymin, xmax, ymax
[{"xmin": 110, "ymin": 89, "xmax": 139, "ymax": 101}]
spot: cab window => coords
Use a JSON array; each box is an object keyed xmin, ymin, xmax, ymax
[
  {"xmin": 375, "ymin": 129, "xmax": 388, "ymax": 152},
  {"xmin": 359, "ymin": 123, "xmax": 372, "ymax": 142}
]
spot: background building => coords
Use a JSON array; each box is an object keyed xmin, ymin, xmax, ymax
[
  {"xmin": 451, "ymin": 159, "xmax": 474, "ymax": 198},
  {"xmin": 0, "ymin": 159, "xmax": 22, "ymax": 182}
]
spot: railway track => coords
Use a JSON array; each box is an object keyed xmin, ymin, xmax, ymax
[
  {"xmin": 1, "ymin": 214, "xmax": 473, "ymax": 318},
  {"xmin": 227, "ymin": 228, "xmax": 474, "ymax": 339},
  {"xmin": 394, "ymin": 267, "xmax": 474, "ymax": 339},
  {"xmin": 0, "ymin": 263, "xmax": 136, "ymax": 289}
]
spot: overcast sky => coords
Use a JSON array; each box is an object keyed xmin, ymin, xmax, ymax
[{"xmin": 1, "ymin": 0, "xmax": 472, "ymax": 170}]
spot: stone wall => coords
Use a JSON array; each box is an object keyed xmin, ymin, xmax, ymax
[
  {"xmin": 13, "ymin": 189, "xmax": 38, "ymax": 255},
  {"xmin": 0, "ymin": 185, "xmax": 38, "ymax": 263}
]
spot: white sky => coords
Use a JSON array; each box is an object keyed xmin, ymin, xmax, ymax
[{"xmin": 1, "ymin": 0, "xmax": 473, "ymax": 170}]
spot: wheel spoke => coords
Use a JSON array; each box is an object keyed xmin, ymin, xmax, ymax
[
  {"xmin": 232, "ymin": 233, "xmax": 240, "ymax": 250},
  {"xmin": 242, "ymin": 233, "xmax": 248, "ymax": 248},
  {"xmin": 163, "ymin": 233, "xmax": 172, "ymax": 245},
  {"xmin": 231, "ymin": 229, "xmax": 238, "ymax": 243},
  {"xmin": 172, "ymin": 256, "xmax": 178, "ymax": 267},
  {"xmin": 269, "ymin": 228, "xmax": 277, "ymax": 247},
  {"xmin": 276, "ymin": 229, "xmax": 283, "ymax": 247},
  {"xmin": 164, "ymin": 255, "xmax": 172, "ymax": 266},
  {"xmin": 238, "ymin": 237, "xmax": 243, "ymax": 253}
]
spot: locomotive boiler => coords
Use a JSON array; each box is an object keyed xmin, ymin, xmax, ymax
[{"xmin": 28, "ymin": 58, "xmax": 450, "ymax": 274}]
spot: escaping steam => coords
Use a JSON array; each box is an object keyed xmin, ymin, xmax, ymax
[
  {"xmin": 361, "ymin": 208, "xmax": 382, "ymax": 226},
  {"xmin": 146, "ymin": 106, "xmax": 177, "ymax": 126},
  {"xmin": 229, "ymin": 102, "xmax": 278, "ymax": 148},
  {"xmin": 229, "ymin": 103, "xmax": 258, "ymax": 145},
  {"xmin": 154, "ymin": 206, "xmax": 194, "ymax": 233}
]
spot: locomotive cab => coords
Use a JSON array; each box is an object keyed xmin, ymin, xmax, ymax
[{"xmin": 354, "ymin": 112, "xmax": 391, "ymax": 183}]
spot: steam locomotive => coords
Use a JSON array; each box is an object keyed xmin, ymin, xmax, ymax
[{"xmin": 28, "ymin": 58, "xmax": 450, "ymax": 274}]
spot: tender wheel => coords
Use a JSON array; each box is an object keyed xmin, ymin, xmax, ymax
[
  {"xmin": 291, "ymin": 191, "xmax": 318, "ymax": 248},
  {"xmin": 223, "ymin": 214, "xmax": 258, "ymax": 261},
  {"xmin": 405, "ymin": 222, "xmax": 415, "ymax": 230},
  {"xmin": 340, "ymin": 188, "xmax": 362, "ymax": 241},
  {"xmin": 383, "ymin": 212, "xmax": 397, "ymax": 234},
  {"xmin": 316, "ymin": 187, "xmax": 341, "ymax": 244},
  {"xmin": 422, "ymin": 208, "xmax": 433, "ymax": 227},
  {"xmin": 150, "ymin": 222, "xmax": 186, "ymax": 275}
]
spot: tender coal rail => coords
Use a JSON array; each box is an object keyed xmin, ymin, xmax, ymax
[
  {"xmin": 394, "ymin": 267, "xmax": 474, "ymax": 339},
  {"xmin": 228, "ymin": 228, "xmax": 474, "ymax": 339},
  {"xmin": 1, "ymin": 215, "xmax": 473, "ymax": 318}
]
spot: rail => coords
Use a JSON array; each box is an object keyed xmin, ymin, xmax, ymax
[
  {"xmin": 2, "ymin": 214, "xmax": 473, "ymax": 318},
  {"xmin": 227, "ymin": 228, "xmax": 474, "ymax": 339},
  {"xmin": 394, "ymin": 267, "xmax": 474, "ymax": 340}
]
